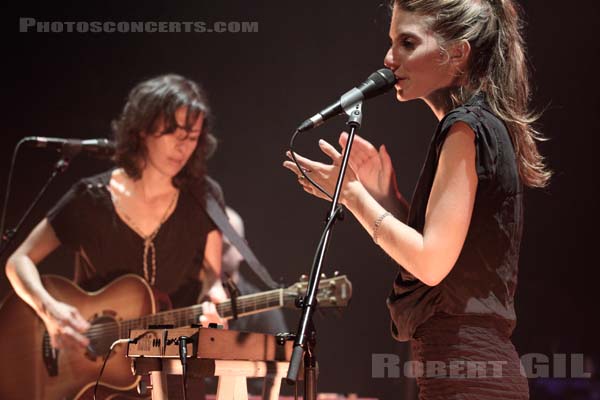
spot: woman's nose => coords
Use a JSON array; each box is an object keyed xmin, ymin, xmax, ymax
[
  {"xmin": 175, "ymin": 139, "xmax": 187, "ymax": 152},
  {"xmin": 384, "ymin": 47, "xmax": 397, "ymax": 70}
]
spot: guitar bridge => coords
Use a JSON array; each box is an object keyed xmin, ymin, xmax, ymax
[{"xmin": 42, "ymin": 331, "xmax": 58, "ymax": 376}]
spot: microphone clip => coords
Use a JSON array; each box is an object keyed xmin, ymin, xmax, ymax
[{"xmin": 343, "ymin": 100, "xmax": 363, "ymax": 128}]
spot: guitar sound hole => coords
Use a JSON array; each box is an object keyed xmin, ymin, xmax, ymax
[{"xmin": 86, "ymin": 315, "xmax": 120, "ymax": 360}]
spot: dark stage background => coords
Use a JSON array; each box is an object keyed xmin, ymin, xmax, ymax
[{"xmin": 2, "ymin": 1, "xmax": 599, "ymax": 399}]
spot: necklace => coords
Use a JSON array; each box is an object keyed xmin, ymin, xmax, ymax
[{"xmin": 118, "ymin": 189, "xmax": 179, "ymax": 286}]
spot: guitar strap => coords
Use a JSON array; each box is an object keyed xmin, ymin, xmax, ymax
[{"xmin": 201, "ymin": 181, "xmax": 279, "ymax": 290}]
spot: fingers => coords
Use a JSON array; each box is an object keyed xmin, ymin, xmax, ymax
[
  {"xmin": 302, "ymin": 183, "xmax": 329, "ymax": 201},
  {"xmin": 51, "ymin": 325, "xmax": 90, "ymax": 349},
  {"xmin": 63, "ymin": 325, "xmax": 91, "ymax": 348},
  {"xmin": 379, "ymin": 144, "xmax": 393, "ymax": 177},
  {"xmin": 70, "ymin": 308, "xmax": 91, "ymax": 333},
  {"xmin": 200, "ymin": 301, "xmax": 227, "ymax": 328},
  {"xmin": 318, "ymin": 139, "xmax": 341, "ymax": 162},
  {"xmin": 282, "ymin": 160, "xmax": 303, "ymax": 177},
  {"xmin": 285, "ymin": 150, "xmax": 320, "ymax": 172},
  {"xmin": 283, "ymin": 150, "xmax": 321, "ymax": 179},
  {"xmin": 339, "ymin": 131, "xmax": 378, "ymax": 168},
  {"xmin": 339, "ymin": 131, "xmax": 377, "ymax": 152},
  {"xmin": 283, "ymin": 159, "xmax": 330, "ymax": 201},
  {"xmin": 45, "ymin": 301, "xmax": 90, "ymax": 349},
  {"xmin": 339, "ymin": 131, "xmax": 348, "ymax": 148}
]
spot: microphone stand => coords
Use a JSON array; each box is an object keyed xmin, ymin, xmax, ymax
[
  {"xmin": 0, "ymin": 152, "xmax": 75, "ymax": 258},
  {"xmin": 286, "ymin": 101, "xmax": 364, "ymax": 398}
]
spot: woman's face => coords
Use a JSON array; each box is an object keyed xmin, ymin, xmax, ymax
[
  {"xmin": 143, "ymin": 107, "xmax": 203, "ymax": 178},
  {"xmin": 384, "ymin": 6, "xmax": 458, "ymax": 102}
]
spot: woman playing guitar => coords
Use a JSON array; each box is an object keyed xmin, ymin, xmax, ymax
[{"xmin": 4, "ymin": 74, "xmax": 227, "ymax": 399}]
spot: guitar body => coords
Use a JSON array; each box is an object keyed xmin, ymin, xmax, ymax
[
  {"xmin": 0, "ymin": 272, "xmax": 353, "ymax": 400},
  {"xmin": 0, "ymin": 274, "xmax": 156, "ymax": 400}
]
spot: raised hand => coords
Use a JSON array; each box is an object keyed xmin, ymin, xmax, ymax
[
  {"xmin": 338, "ymin": 132, "xmax": 407, "ymax": 217},
  {"xmin": 283, "ymin": 139, "xmax": 362, "ymax": 206}
]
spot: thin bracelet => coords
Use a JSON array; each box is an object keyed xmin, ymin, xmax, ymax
[{"xmin": 373, "ymin": 211, "xmax": 391, "ymax": 245}]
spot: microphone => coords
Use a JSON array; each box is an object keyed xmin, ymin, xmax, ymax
[
  {"xmin": 297, "ymin": 68, "xmax": 397, "ymax": 132},
  {"xmin": 23, "ymin": 136, "xmax": 115, "ymax": 158}
]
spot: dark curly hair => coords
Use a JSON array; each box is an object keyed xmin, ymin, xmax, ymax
[{"xmin": 111, "ymin": 74, "xmax": 217, "ymax": 191}]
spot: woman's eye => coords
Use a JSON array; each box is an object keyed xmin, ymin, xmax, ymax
[{"xmin": 403, "ymin": 40, "xmax": 415, "ymax": 49}]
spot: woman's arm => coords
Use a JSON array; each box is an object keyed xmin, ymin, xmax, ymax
[
  {"xmin": 199, "ymin": 228, "xmax": 229, "ymax": 327},
  {"xmin": 5, "ymin": 219, "xmax": 60, "ymax": 314},
  {"xmin": 348, "ymin": 122, "xmax": 478, "ymax": 285},
  {"xmin": 5, "ymin": 218, "xmax": 90, "ymax": 348},
  {"xmin": 201, "ymin": 229, "xmax": 227, "ymax": 301},
  {"xmin": 284, "ymin": 122, "xmax": 477, "ymax": 286}
]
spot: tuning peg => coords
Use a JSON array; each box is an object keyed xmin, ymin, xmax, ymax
[
  {"xmin": 333, "ymin": 270, "xmax": 340, "ymax": 277},
  {"xmin": 321, "ymin": 273, "xmax": 327, "ymax": 279},
  {"xmin": 299, "ymin": 274, "xmax": 308, "ymax": 282}
]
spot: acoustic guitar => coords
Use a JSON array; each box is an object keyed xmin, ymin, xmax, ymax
[{"xmin": 0, "ymin": 273, "xmax": 352, "ymax": 400}]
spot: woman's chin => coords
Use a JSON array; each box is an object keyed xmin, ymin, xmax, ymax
[{"xmin": 395, "ymin": 91, "xmax": 414, "ymax": 102}]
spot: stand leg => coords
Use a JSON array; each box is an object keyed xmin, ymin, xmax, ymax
[
  {"xmin": 262, "ymin": 376, "xmax": 283, "ymax": 400},
  {"xmin": 304, "ymin": 364, "xmax": 317, "ymax": 400},
  {"xmin": 216, "ymin": 376, "xmax": 248, "ymax": 400},
  {"xmin": 149, "ymin": 370, "xmax": 169, "ymax": 400},
  {"xmin": 303, "ymin": 322, "xmax": 318, "ymax": 400}
]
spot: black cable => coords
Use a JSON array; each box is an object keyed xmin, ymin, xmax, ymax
[
  {"xmin": 312, "ymin": 205, "xmax": 343, "ymax": 272},
  {"xmin": 93, "ymin": 338, "xmax": 132, "ymax": 400},
  {"xmin": 92, "ymin": 331, "xmax": 151, "ymax": 400},
  {"xmin": 289, "ymin": 129, "xmax": 333, "ymax": 200},
  {"xmin": 288, "ymin": 127, "xmax": 345, "ymax": 241},
  {"xmin": 0, "ymin": 138, "xmax": 29, "ymax": 237},
  {"xmin": 178, "ymin": 336, "xmax": 190, "ymax": 400}
]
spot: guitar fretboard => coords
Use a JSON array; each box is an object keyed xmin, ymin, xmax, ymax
[{"xmin": 116, "ymin": 288, "xmax": 285, "ymax": 338}]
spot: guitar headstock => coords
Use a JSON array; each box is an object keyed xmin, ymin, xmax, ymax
[{"xmin": 283, "ymin": 272, "xmax": 352, "ymax": 309}]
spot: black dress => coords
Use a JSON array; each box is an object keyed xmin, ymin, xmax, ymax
[
  {"xmin": 47, "ymin": 170, "xmax": 223, "ymax": 399},
  {"xmin": 387, "ymin": 93, "xmax": 529, "ymax": 399},
  {"xmin": 47, "ymin": 169, "xmax": 221, "ymax": 308}
]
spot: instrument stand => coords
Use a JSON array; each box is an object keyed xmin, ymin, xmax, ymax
[
  {"xmin": 287, "ymin": 100, "xmax": 364, "ymax": 397},
  {"xmin": 0, "ymin": 155, "xmax": 72, "ymax": 258},
  {"xmin": 134, "ymin": 358, "xmax": 291, "ymax": 400},
  {"xmin": 303, "ymin": 320, "xmax": 317, "ymax": 400}
]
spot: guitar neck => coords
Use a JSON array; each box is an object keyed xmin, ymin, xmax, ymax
[{"xmin": 119, "ymin": 288, "xmax": 285, "ymax": 336}]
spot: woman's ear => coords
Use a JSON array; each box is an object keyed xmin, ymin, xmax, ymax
[{"xmin": 449, "ymin": 40, "xmax": 471, "ymax": 70}]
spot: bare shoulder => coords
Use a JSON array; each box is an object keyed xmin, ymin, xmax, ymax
[
  {"xmin": 439, "ymin": 121, "xmax": 477, "ymax": 164},
  {"xmin": 10, "ymin": 218, "xmax": 60, "ymax": 263}
]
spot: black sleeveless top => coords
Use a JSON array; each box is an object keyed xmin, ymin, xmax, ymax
[
  {"xmin": 47, "ymin": 170, "xmax": 223, "ymax": 308},
  {"xmin": 387, "ymin": 93, "xmax": 524, "ymax": 341}
]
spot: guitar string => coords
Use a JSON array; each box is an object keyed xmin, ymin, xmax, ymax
[
  {"xmin": 78, "ymin": 280, "xmax": 341, "ymax": 340},
  {"xmin": 80, "ymin": 292, "xmax": 288, "ymax": 340}
]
